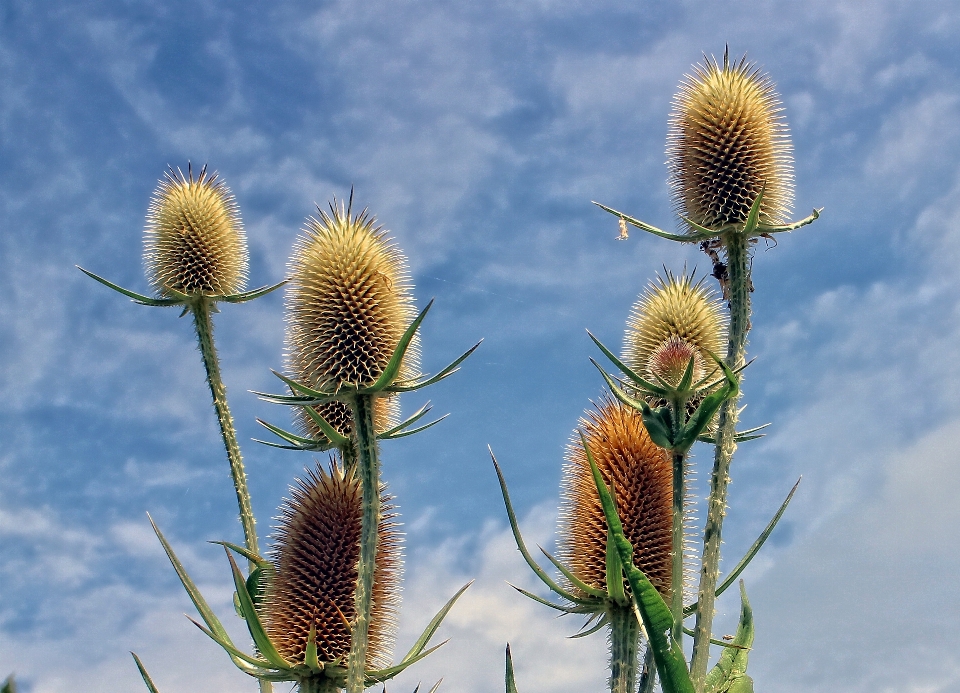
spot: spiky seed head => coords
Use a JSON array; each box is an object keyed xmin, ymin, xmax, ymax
[
  {"xmin": 558, "ymin": 397, "xmax": 673, "ymax": 599},
  {"xmin": 297, "ymin": 398, "xmax": 400, "ymax": 442},
  {"xmin": 648, "ymin": 335, "xmax": 705, "ymax": 388},
  {"xmin": 262, "ymin": 461, "xmax": 402, "ymax": 670},
  {"xmin": 667, "ymin": 50, "xmax": 794, "ymax": 230},
  {"xmin": 285, "ymin": 197, "xmax": 419, "ymax": 399},
  {"xmin": 624, "ymin": 272, "xmax": 727, "ymax": 386},
  {"xmin": 144, "ymin": 164, "xmax": 248, "ymax": 297}
]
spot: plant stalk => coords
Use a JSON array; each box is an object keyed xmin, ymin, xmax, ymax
[
  {"xmin": 609, "ymin": 605, "xmax": 640, "ymax": 693},
  {"xmin": 671, "ymin": 448, "xmax": 686, "ymax": 647},
  {"xmin": 300, "ymin": 676, "xmax": 340, "ymax": 693},
  {"xmin": 191, "ymin": 299, "xmax": 260, "ymax": 564},
  {"xmin": 638, "ymin": 647, "xmax": 657, "ymax": 693},
  {"xmin": 689, "ymin": 230, "xmax": 751, "ymax": 688},
  {"xmin": 346, "ymin": 393, "xmax": 381, "ymax": 693}
]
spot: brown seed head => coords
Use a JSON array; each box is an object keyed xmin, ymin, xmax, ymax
[
  {"xmin": 667, "ymin": 50, "xmax": 794, "ymax": 230},
  {"xmin": 144, "ymin": 164, "xmax": 248, "ymax": 297},
  {"xmin": 262, "ymin": 461, "xmax": 402, "ymax": 669},
  {"xmin": 285, "ymin": 198, "xmax": 419, "ymax": 437},
  {"xmin": 558, "ymin": 397, "xmax": 673, "ymax": 599},
  {"xmin": 624, "ymin": 273, "xmax": 727, "ymax": 387}
]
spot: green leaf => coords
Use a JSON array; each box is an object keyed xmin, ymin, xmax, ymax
[
  {"xmin": 77, "ymin": 267, "xmax": 182, "ymax": 307},
  {"xmin": 755, "ymin": 207, "xmax": 821, "ymax": 235},
  {"xmin": 377, "ymin": 402, "xmax": 433, "ymax": 437},
  {"xmin": 583, "ymin": 436, "xmax": 695, "ymax": 693},
  {"xmin": 220, "ymin": 280, "xmax": 287, "ymax": 303},
  {"xmin": 538, "ymin": 547, "xmax": 607, "ymax": 599},
  {"xmin": 270, "ymin": 371, "xmax": 341, "ymax": 403},
  {"xmin": 508, "ymin": 584, "xmax": 579, "ymax": 613},
  {"xmin": 302, "ymin": 405, "xmax": 351, "ymax": 448},
  {"xmin": 684, "ymin": 478, "xmax": 799, "ymax": 617},
  {"xmin": 306, "ymin": 625, "xmax": 323, "ymax": 673},
  {"xmin": 586, "ymin": 332, "xmax": 669, "ymax": 396},
  {"xmin": 677, "ymin": 356, "xmax": 696, "ymax": 393},
  {"xmin": 640, "ymin": 404, "xmax": 675, "ymax": 450},
  {"xmin": 705, "ymin": 582, "xmax": 754, "ymax": 693},
  {"xmin": 365, "ymin": 642, "xmax": 447, "ymax": 684},
  {"xmin": 385, "ymin": 340, "xmax": 483, "ymax": 393},
  {"xmin": 225, "ymin": 549, "xmax": 292, "ymax": 670},
  {"xmin": 378, "ymin": 414, "xmax": 449, "ymax": 440},
  {"xmin": 605, "ymin": 528, "xmax": 627, "ymax": 605},
  {"xmin": 186, "ymin": 617, "xmax": 277, "ymax": 670},
  {"xmin": 131, "ymin": 654, "xmax": 160, "ymax": 693},
  {"xmin": 490, "ymin": 449, "xmax": 587, "ymax": 604},
  {"xmin": 569, "ymin": 613, "xmax": 609, "ymax": 639},
  {"xmin": 366, "ymin": 300, "xmax": 434, "ymax": 392},
  {"xmin": 675, "ymin": 356, "xmax": 738, "ymax": 452},
  {"xmin": 592, "ymin": 203, "xmax": 716, "ymax": 243},
  {"xmin": 740, "ymin": 185, "xmax": 765, "ymax": 238},
  {"xmin": 401, "ymin": 581, "xmax": 473, "ymax": 662},
  {"xmin": 593, "ymin": 363, "xmax": 664, "ymax": 413},
  {"xmin": 505, "ymin": 644, "xmax": 519, "ymax": 693}
]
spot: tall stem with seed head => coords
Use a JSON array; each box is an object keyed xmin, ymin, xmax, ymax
[
  {"xmin": 670, "ymin": 447, "xmax": 686, "ymax": 647},
  {"xmin": 346, "ymin": 393, "xmax": 381, "ymax": 693},
  {"xmin": 191, "ymin": 297, "xmax": 259, "ymax": 563},
  {"xmin": 609, "ymin": 605, "xmax": 640, "ymax": 693},
  {"xmin": 690, "ymin": 230, "xmax": 750, "ymax": 687}
]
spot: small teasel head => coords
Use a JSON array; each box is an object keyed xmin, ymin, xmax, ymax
[
  {"xmin": 624, "ymin": 271, "xmax": 727, "ymax": 390},
  {"xmin": 558, "ymin": 397, "xmax": 673, "ymax": 599},
  {"xmin": 667, "ymin": 48, "xmax": 794, "ymax": 231},
  {"xmin": 285, "ymin": 195, "xmax": 418, "ymax": 434},
  {"xmin": 262, "ymin": 460, "xmax": 402, "ymax": 672},
  {"xmin": 144, "ymin": 164, "xmax": 248, "ymax": 297}
]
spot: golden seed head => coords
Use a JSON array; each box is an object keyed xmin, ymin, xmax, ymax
[
  {"xmin": 144, "ymin": 164, "xmax": 248, "ymax": 297},
  {"xmin": 667, "ymin": 50, "xmax": 794, "ymax": 230},
  {"xmin": 624, "ymin": 272, "xmax": 727, "ymax": 385},
  {"xmin": 558, "ymin": 397, "xmax": 673, "ymax": 599},
  {"xmin": 262, "ymin": 461, "xmax": 402, "ymax": 669},
  {"xmin": 285, "ymin": 197, "xmax": 419, "ymax": 396}
]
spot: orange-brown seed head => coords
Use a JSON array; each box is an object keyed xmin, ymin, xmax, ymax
[{"xmin": 558, "ymin": 398, "xmax": 673, "ymax": 599}]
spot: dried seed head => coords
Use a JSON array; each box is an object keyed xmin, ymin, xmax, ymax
[
  {"xmin": 144, "ymin": 164, "xmax": 248, "ymax": 297},
  {"xmin": 648, "ymin": 336, "xmax": 705, "ymax": 388},
  {"xmin": 667, "ymin": 50, "xmax": 794, "ymax": 230},
  {"xmin": 624, "ymin": 273, "xmax": 727, "ymax": 385},
  {"xmin": 296, "ymin": 398, "xmax": 400, "ymax": 442},
  {"xmin": 262, "ymin": 462, "xmax": 402, "ymax": 669},
  {"xmin": 285, "ymin": 197, "xmax": 419, "ymax": 401},
  {"xmin": 558, "ymin": 397, "xmax": 673, "ymax": 599}
]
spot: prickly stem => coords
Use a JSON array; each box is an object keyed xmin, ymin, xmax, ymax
[
  {"xmin": 609, "ymin": 605, "xmax": 640, "ymax": 693},
  {"xmin": 638, "ymin": 647, "xmax": 657, "ymax": 693},
  {"xmin": 690, "ymin": 230, "xmax": 750, "ymax": 688},
  {"xmin": 346, "ymin": 393, "xmax": 381, "ymax": 693},
  {"xmin": 671, "ymin": 447, "xmax": 686, "ymax": 648},
  {"xmin": 191, "ymin": 298, "xmax": 260, "ymax": 568},
  {"xmin": 299, "ymin": 677, "xmax": 339, "ymax": 693}
]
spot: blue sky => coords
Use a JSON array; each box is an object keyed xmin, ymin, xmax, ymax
[{"xmin": 3, "ymin": 1, "xmax": 960, "ymax": 691}]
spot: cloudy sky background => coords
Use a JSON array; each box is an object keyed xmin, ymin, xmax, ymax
[{"xmin": 3, "ymin": 1, "xmax": 960, "ymax": 691}]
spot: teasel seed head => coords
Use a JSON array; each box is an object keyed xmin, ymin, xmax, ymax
[
  {"xmin": 285, "ymin": 196, "xmax": 418, "ymax": 434},
  {"xmin": 647, "ymin": 335, "xmax": 706, "ymax": 389},
  {"xmin": 667, "ymin": 49, "xmax": 794, "ymax": 231},
  {"xmin": 624, "ymin": 272, "xmax": 727, "ymax": 391},
  {"xmin": 262, "ymin": 461, "xmax": 402, "ymax": 670},
  {"xmin": 144, "ymin": 164, "xmax": 248, "ymax": 297},
  {"xmin": 558, "ymin": 397, "xmax": 673, "ymax": 599}
]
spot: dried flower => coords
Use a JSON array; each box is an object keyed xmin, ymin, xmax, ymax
[
  {"xmin": 144, "ymin": 164, "xmax": 248, "ymax": 297},
  {"xmin": 667, "ymin": 50, "xmax": 794, "ymax": 230},
  {"xmin": 262, "ymin": 462, "xmax": 402, "ymax": 670}
]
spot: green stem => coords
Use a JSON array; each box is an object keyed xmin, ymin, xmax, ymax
[
  {"xmin": 690, "ymin": 231, "xmax": 750, "ymax": 689},
  {"xmin": 191, "ymin": 299, "xmax": 260, "ymax": 564},
  {"xmin": 608, "ymin": 605, "xmax": 640, "ymax": 693},
  {"xmin": 346, "ymin": 394, "xmax": 381, "ymax": 693},
  {"xmin": 671, "ymin": 448, "xmax": 686, "ymax": 647},
  {"xmin": 638, "ymin": 647, "xmax": 657, "ymax": 693},
  {"xmin": 299, "ymin": 676, "xmax": 340, "ymax": 693}
]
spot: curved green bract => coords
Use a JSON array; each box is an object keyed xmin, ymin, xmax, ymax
[
  {"xmin": 131, "ymin": 654, "xmax": 161, "ymax": 693},
  {"xmin": 705, "ymin": 582, "xmax": 754, "ymax": 693}
]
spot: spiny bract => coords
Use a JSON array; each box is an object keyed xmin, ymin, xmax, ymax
[
  {"xmin": 624, "ymin": 272, "xmax": 727, "ymax": 385},
  {"xmin": 262, "ymin": 461, "xmax": 402, "ymax": 670},
  {"xmin": 558, "ymin": 397, "xmax": 673, "ymax": 599},
  {"xmin": 144, "ymin": 164, "xmax": 248, "ymax": 297},
  {"xmin": 667, "ymin": 50, "xmax": 794, "ymax": 230},
  {"xmin": 285, "ymin": 198, "xmax": 418, "ymax": 436}
]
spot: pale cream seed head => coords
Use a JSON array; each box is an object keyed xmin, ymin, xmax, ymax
[{"xmin": 144, "ymin": 164, "xmax": 248, "ymax": 297}]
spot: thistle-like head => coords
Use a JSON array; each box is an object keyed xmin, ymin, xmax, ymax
[
  {"xmin": 144, "ymin": 164, "xmax": 248, "ymax": 297},
  {"xmin": 285, "ymin": 195, "xmax": 417, "ymax": 434},
  {"xmin": 558, "ymin": 397, "xmax": 673, "ymax": 600},
  {"xmin": 667, "ymin": 49, "xmax": 794, "ymax": 231},
  {"xmin": 262, "ymin": 461, "xmax": 402, "ymax": 676},
  {"xmin": 624, "ymin": 271, "xmax": 727, "ymax": 388}
]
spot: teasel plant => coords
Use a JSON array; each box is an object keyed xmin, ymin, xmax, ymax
[
  {"xmin": 254, "ymin": 193, "xmax": 481, "ymax": 693},
  {"xmin": 78, "ymin": 164, "xmax": 283, "ymax": 569},
  {"xmin": 582, "ymin": 47, "xmax": 817, "ymax": 691}
]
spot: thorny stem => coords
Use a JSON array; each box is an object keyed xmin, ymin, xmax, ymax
[
  {"xmin": 608, "ymin": 605, "xmax": 640, "ymax": 693},
  {"xmin": 690, "ymin": 230, "xmax": 750, "ymax": 689},
  {"xmin": 671, "ymin": 448, "xmax": 686, "ymax": 648},
  {"xmin": 346, "ymin": 394, "xmax": 381, "ymax": 693},
  {"xmin": 638, "ymin": 647, "xmax": 657, "ymax": 693},
  {"xmin": 299, "ymin": 676, "xmax": 340, "ymax": 693},
  {"xmin": 191, "ymin": 299, "xmax": 260, "ymax": 565}
]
